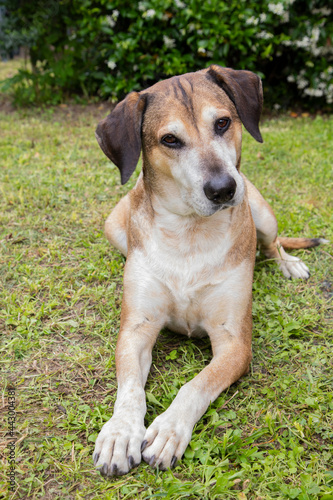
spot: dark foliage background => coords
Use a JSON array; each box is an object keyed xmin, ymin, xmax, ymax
[{"xmin": 0, "ymin": 0, "xmax": 332, "ymax": 109}]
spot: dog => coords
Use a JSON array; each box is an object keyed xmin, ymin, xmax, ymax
[{"xmin": 92, "ymin": 65, "xmax": 326, "ymax": 476}]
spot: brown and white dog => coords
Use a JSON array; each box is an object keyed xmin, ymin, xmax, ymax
[{"xmin": 93, "ymin": 65, "xmax": 325, "ymax": 476}]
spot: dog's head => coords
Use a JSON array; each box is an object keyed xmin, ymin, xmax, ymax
[{"xmin": 96, "ymin": 65, "xmax": 263, "ymax": 217}]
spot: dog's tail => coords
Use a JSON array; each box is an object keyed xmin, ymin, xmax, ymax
[{"xmin": 279, "ymin": 237, "xmax": 329, "ymax": 250}]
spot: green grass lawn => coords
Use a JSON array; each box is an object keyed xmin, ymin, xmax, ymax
[{"xmin": 1, "ymin": 65, "xmax": 333, "ymax": 499}]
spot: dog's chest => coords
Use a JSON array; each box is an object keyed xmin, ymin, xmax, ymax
[
  {"xmin": 142, "ymin": 219, "xmax": 236, "ymax": 336},
  {"xmin": 150, "ymin": 218, "xmax": 232, "ymax": 279}
]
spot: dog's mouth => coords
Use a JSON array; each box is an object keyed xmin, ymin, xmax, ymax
[
  {"xmin": 194, "ymin": 201, "xmax": 233, "ymax": 218},
  {"xmin": 211, "ymin": 202, "xmax": 233, "ymax": 212}
]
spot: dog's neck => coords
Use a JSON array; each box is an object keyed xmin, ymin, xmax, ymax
[{"xmin": 142, "ymin": 190, "xmax": 249, "ymax": 263}]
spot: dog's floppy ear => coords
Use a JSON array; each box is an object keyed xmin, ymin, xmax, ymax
[
  {"xmin": 95, "ymin": 92, "xmax": 147, "ymax": 184},
  {"xmin": 207, "ymin": 65, "xmax": 263, "ymax": 143}
]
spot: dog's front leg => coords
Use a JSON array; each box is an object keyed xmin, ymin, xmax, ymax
[
  {"xmin": 142, "ymin": 328, "xmax": 252, "ymax": 470},
  {"xmin": 93, "ymin": 315, "xmax": 161, "ymax": 476}
]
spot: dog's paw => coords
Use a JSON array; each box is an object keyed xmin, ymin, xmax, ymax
[
  {"xmin": 93, "ymin": 414, "xmax": 145, "ymax": 476},
  {"xmin": 278, "ymin": 254, "xmax": 310, "ymax": 280},
  {"xmin": 141, "ymin": 412, "xmax": 192, "ymax": 470}
]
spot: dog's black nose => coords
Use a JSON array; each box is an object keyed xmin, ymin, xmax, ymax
[{"xmin": 203, "ymin": 175, "xmax": 236, "ymax": 204}]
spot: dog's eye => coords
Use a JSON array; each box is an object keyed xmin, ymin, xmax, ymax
[
  {"xmin": 215, "ymin": 118, "xmax": 230, "ymax": 133},
  {"xmin": 161, "ymin": 134, "xmax": 181, "ymax": 147}
]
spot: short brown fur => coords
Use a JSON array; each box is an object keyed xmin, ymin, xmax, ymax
[{"xmin": 93, "ymin": 65, "xmax": 325, "ymax": 477}]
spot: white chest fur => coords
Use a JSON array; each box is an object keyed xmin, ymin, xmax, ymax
[{"xmin": 126, "ymin": 206, "xmax": 244, "ymax": 337}]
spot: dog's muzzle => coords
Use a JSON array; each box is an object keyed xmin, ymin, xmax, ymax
[{"xmin": 203, "ymin": 174, "xmax": 236, "ymax": 205}]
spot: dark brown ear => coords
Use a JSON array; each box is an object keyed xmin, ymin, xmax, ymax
[
  {"xmin": 95, "ymin": 92, "xmax": 147, "ymax": 184},
  {"xmin": 206, "ymin": 65, "xmax": 263, "ymax": 143}
]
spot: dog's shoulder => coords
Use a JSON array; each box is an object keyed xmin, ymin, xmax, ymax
[{"xmin": 126, "ymin": 175, "xmax": 154, "ymax": 252}]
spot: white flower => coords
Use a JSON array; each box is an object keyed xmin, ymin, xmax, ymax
[
  {"xmin": 163, "ymin": 35, "xmax": 176, "ymax": 49},
  {"xmin": 311, "ymin": 27, "xmax": 320, "ymax": 43},
  {"xmin": 106, "ymin": 16, "xmax": 115, "ymax": 28},
  {"xmin": 312, "ymin": 7, "xmax": 332, "ymax": 16},
  {"xmin": 268, "ymin": 3, "xmax": 284, "ymax": 16},
  {"xmin": 259, "ymin": 13, "xmax": 267, "ymax": 23},
  {"xmin": 197, "ymin": 47, "xmax": 206, "ymax": 54},
  {"xmin": 274, "ymin": 103, "xmax": 281, "ymax": 110},
  {"xmin": 174, "ymin": 0, "xmax": 186, "ymax": 7},
  {"xmin": 282, "ymin": 11, "xmax": 289, "ymax": 22},
  {"xmin": 107, "ymin": 60, "xmax": 117, "ymax": 70},
  {"xmin": 297, "ymin": 77, "xmax": 308, "ymax": 89},
  {"xmin": 143, "ymin": 9, "xmax": 156, "ymax": 19},
  {"xmin": 295, "ymin": 36, "xmax": 311, "ymax": 48},
  {"xmin": 138, "ymin": 2, "xmax": 145, "ymax": 11},
  {"xmin": 257, "ymin": 31, "xmax": 273, "ymax": 39},
  {"xmin": 304, "ymin": 88, "xmax": 324, "ymax": 97},
  {"xmin": 327, "ymin": 84, "xmax": 333, "ymax": 103},
  {"xmin": 311, "ymin": 46, "xmax": 333, "ymax": 56},
  {"xmin": 287, "ymin": 75, "xmax": 295, "ymax": 82},
  {"xmin": 246, "ymin": 16, "xmax": 259, "ymax": 26},
  {"xmin": 106, "ymin": 9, "xmax": 119, "ymax": 26}
]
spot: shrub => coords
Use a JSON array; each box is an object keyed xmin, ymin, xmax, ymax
[{"xmin": 0, "ymin": 0, "xmax": 332, "ymax": 109}]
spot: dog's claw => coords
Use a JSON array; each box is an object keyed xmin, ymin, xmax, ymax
[
  {"xmin": 99, "ymin": 463, "xmax": 108, "ymax": 477},
  {"xmin": 141, "ymin": 440, "xmax": 148, "ymax": 452},
  {"xmin": 128, "ymin": 455, "xmax": 135, "ymax": 469},
  {"xmin": 171, "ymin": 455, "xmax": 177, "ymax": 468},
  {"xmin": 149, "ymin": 455, "xmax": 156, "ymax": 467},
  {"xmin": 93, "ymin": 452, "xmax": 100, "ymax": 466}
]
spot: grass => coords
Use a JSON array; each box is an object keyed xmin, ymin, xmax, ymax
[{"xmin": 0, "ymin": 59, "xmax": 332, "ymax": 499}]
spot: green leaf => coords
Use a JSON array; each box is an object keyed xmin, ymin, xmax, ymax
[
  {"xmin": 146, "ymin": 392, "xmax": 165, "ymax": 408},
  {"xmin": 87, "ymin": 433, "xmax": 98, "ymax": 443}
]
